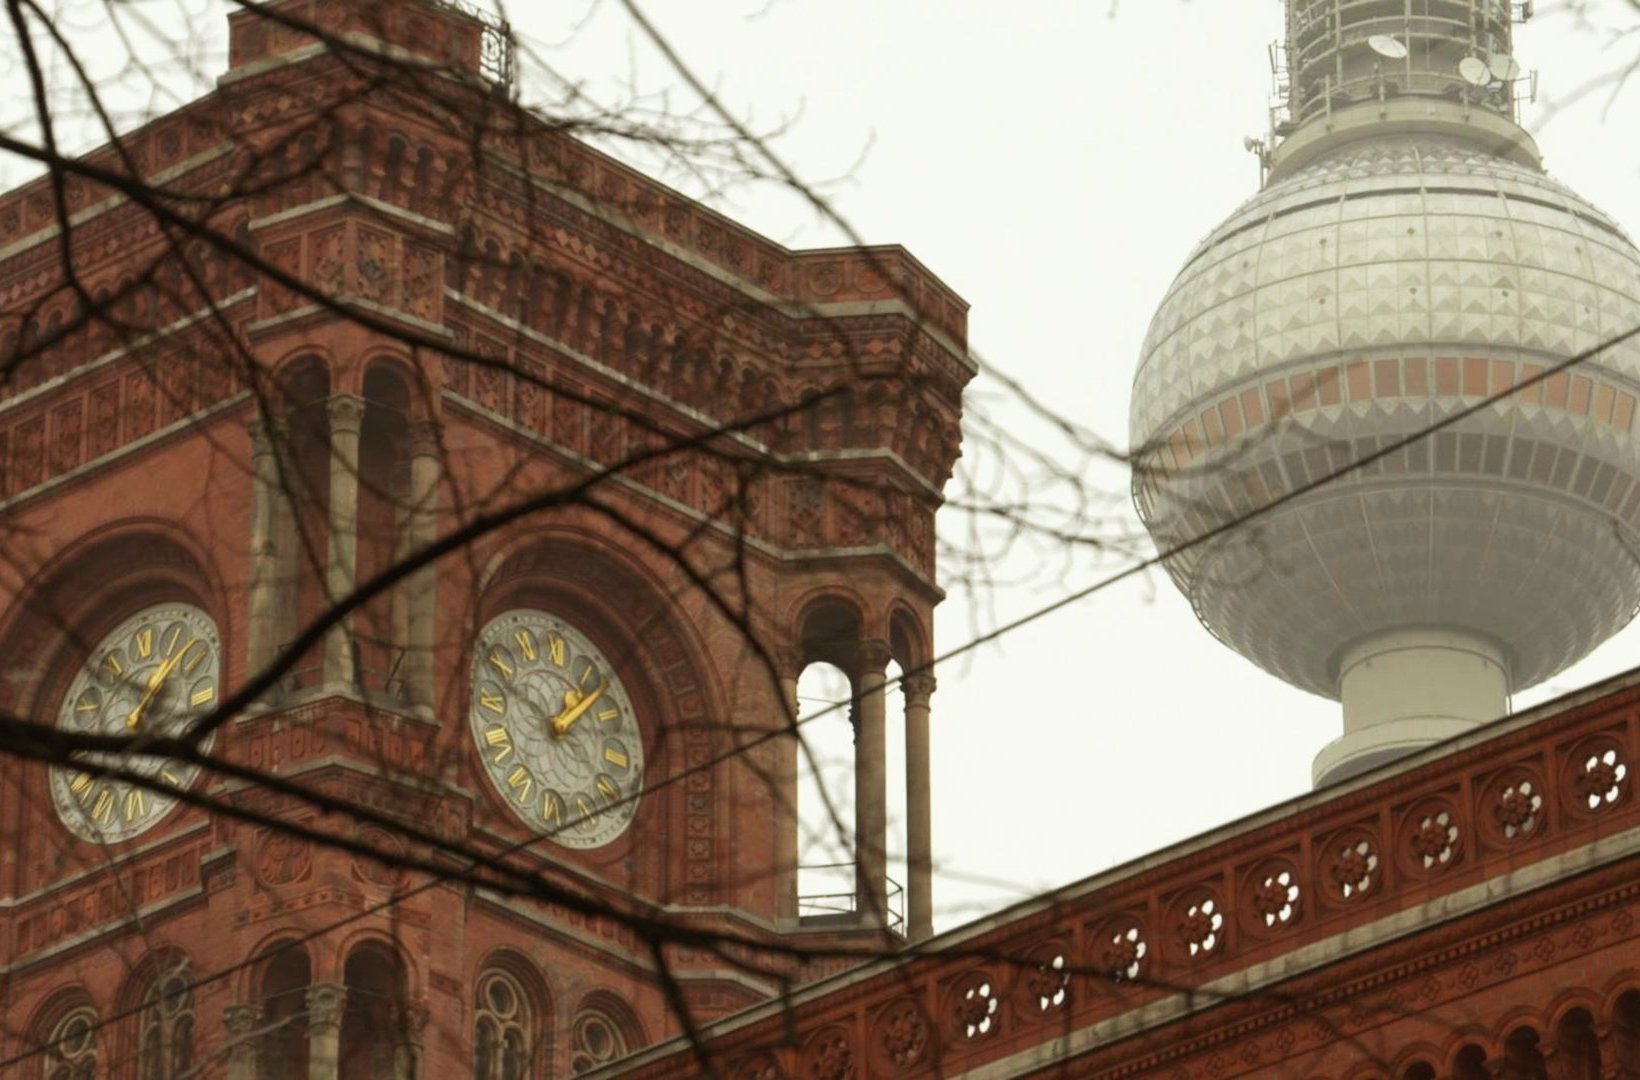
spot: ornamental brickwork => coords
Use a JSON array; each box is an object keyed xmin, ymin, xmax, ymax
[
  {"xmin": 616, "ymin": 673, "xmax": 1640, "ymax": 1078},
  {"xmin": 0, "ymin": 0, "xmax": 967, "ymax": 1075}
]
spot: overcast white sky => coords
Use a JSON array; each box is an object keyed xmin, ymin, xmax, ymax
[
  {"xmin": 9, "ymin": 1, "xmax": 1640, "ymax": 934},
  {"xmin": 516, "ymin": 0, "xmax": 1640, "ymax": 930}
]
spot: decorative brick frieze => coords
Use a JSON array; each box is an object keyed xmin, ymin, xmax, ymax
[
  {"xmin": 8, "ymin": 845, "xmax": 203, "ymax": 962},
  {"xmin": 615, "ymin": 678, "xmax": 1640, "ymax": 1078}
]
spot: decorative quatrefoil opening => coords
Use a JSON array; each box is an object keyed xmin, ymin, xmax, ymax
[
  {"xmin": 1497, "ymin": 779, "xmax": 1543, "ymax": 839},
  {"xmin": 1575, "ymin": 748, "xmax": 1628, "ymax": 811},
  {"xmin": 1102, "ymin": 925, "xmax": 1147, "ymax": 982},
  {"xmin": 1179, "ymin": 898, "xmax": 1223, "ymax": 957},
  {"xmin": 1327, "ymin": 839, "xmax": 1378, "ymax": 900},
  {"xmin": 1412, "ymin": 811, "xmax": 1458, "ymax": 869},
  {"xmin": 1026, "ymin": 952, "xmax": 1069, "ymax": 1013},
  {"xmin": 1253, "ymin": 870, "xmax": 1299, "ymax": 927},
  {"xmin": 954, "ymin": 980, "xmax": 999, "ymax": 1040}
]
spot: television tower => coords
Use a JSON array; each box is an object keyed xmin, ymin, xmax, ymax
[{"xmin": 1132, "ymin": 0, "xmax": 1640, "ymax": 785}]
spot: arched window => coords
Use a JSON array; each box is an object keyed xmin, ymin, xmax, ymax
[
  {"xmin": 473, "ymin": 968, "xmax": 532, "ymax": 1080},
  {"xmin": 136, "ymin": 970, "xmax": 195, "ymax": 1080},
  {"xmin": 570, "ymin": 996, "xmax": 640, "ymax": 1075},
  {"xmin": 1553, "ymin": 1008, "xmax": 1602, "ymax": 1079},
  {"xmin": 274, "ymin": 358, "xmax": 333, "ymax": 690},
  {"xmin": 1453, "ymin": 1043, "xmax": 1489, "ymax": 1080},
  {"xmin": 43, "ymin": 1004, "xmax": 99, "ymax": 1079},
  {"xmin": 257, "ymin": 947, "xmax": 311, "ymax": 1080},
  {"xmin": 1504, "ymin": 1025, "xmax": 1548, "ymax": 1080},
  {"xmin": 795, "ymin": 657, "xmax": 855, "ymax": 917},
  {"xmin": 356, "ymin": 364, "xmax": 412, "ymax": 699},
  {"xmin": 340, "ymin": 942, "xmax": 406, "ymax": 1080}
]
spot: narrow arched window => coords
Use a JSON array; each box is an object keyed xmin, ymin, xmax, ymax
[
  {"xmin": 137, "ymin": 972, "xmax": 195, "ymax": 1080},
  {"xmin": 570, "ymin": 1001, "xmax": 636, "ymax": 1074},
  {"xmin": 340, "ymin": 943, "xmax": 406, "ymax": 1080},
  {"xmin": 473, "ymin": 969, "xmax": 531, "ymax": 1080},
  {"xmin": 44, "ymin": 1005, "xmax": 99, "ymax": 1080},
  {"xmin": 258, "ymin": 947, "xmax": 312, "ymax": 1080}
]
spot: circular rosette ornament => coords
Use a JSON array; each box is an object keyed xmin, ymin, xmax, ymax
[
  {"xmin": 1563, "ymin": 737, "xmax": 1629, "ymax": 816},
  {"xmin": 1013, "ymin": 940, "xmax": 1071, "ymax": 1019},
  {"xmin": 868, "ymin": 997, "xmax": 929, "ymax": 1072}
]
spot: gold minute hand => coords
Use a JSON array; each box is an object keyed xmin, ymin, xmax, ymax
[
  {"xmin": 550, "ymin": 681, "xmax": 607, "ymax": 737},
  {"xmin": 125, "ymin": 648, "xmax": 186, "ymax": 729}
]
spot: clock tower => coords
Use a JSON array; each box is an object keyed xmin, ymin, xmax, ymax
[{"xmin": 0, "ymin": 0, "xmax": 970, "ymax": 1074}]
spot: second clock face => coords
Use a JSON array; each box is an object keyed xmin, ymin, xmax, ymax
[{"xmin": 468, "ymin": 610, "xmax": 645, "ymax": 849}]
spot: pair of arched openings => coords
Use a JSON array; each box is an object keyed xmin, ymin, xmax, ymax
[
  {"xmin": 33, "ymin": 951, "xmax": 195, "ymax": 1080},
  {"xmin": 265, "ymin": 355, "xmax": 428, "ymax": 700},
  {"xmin": 791, "ymin": 599, "xmax": 928, "ymax": 929},
  {"xmin": 251, "ymin": 941, "xmax": 643, "ymax": 1078},
  {"xmin": 472, "ymin": 962, "xmax": 643, "ymax": 1078},
  {"xmin": 252, "ymin": 938, "xmax": 413, "ymax": 1080},
  {"xmin": 1376, "ymin": 988, "xmax": 1640, "ymax": 1079}
]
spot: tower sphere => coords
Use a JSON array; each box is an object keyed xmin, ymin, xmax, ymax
[{"xmin": 1132, "ymin": 127, "xmax": 1640, "ymax": 783}]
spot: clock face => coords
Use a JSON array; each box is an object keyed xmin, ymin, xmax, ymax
[
  {"xmin": 49, "ymin": 603, "xmax": 221, "ymax": 843},
  {"xmin": 468, "ymin": 610, "xmax": 645, "ymax": 849}
]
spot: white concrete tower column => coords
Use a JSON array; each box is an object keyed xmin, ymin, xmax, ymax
[
  {"xmin": 322, "ymin": 395, "xmax": 365, "ymax": 689},
  {"xmin": 1315, "ymin": 628, "xmax": 1510, "ymax": 787}
]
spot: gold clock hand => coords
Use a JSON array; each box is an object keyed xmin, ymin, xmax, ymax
[
  {"xmin": 125, "ymin": 640, "xmax": 191, "ymax": 729},
  {"xmin": 550, "ymin": 680, "xmax": 607, "ymax": 737}
]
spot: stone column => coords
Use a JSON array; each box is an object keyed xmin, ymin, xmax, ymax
[
  {"xmin": 854, "ymin": 641, "xmax": 890, "ymax": 928},
  {"xmin": 1594, "ymin": 1019, "xmax": 1639, "ymax": 1079},
  {"xmin": 401, "ymin": 420, "xmax": 441, "ymax": 716},
  {"xmin": 394, "ymin": 1003, "xmax": 429, "ymax": 1080},
  {"xmin": 223, "ymin": 1003, "xmax": 261, "ymax": 1080},
  {"xmin": 245, "ymin": 417, "xmax": 281, "ymax": 679},
  {"xmin": 903, "ymin": 672, "xmax": 935, "ymax": 942},
  {"xmin": 774, "ymin": 654, "xmax": 801, "ymax": 923},
  {"xmin": 323, "ymin": 395, "xmax": 365, "ymax": 690},
  {"xmin": 306, "ymin": 982, "xmax": 347, "ymax": 1080}
]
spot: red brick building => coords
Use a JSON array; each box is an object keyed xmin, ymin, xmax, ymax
[
  {"xmin": 0, "ymin": 1, "xmax": 968, "ymax": 1075},
  {"xmin": 620, "ymin": 672, "xmax": 1640, "ymax": 1077},
  {"xmin": 6, "ymin": 1, "xmax": 1640, "ymax": 1079}
]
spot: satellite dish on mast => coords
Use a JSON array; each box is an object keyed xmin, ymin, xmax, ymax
[
  {"xmin": 1368, "ymin": 35, "xmax": 1408, "ymax": 60},
  {"xmin": 1459, "ymin": 57, "xmax": 1492, "ymax": 86},
  {"xmin": 1490, "ymin": 53, "xmax": 1522, "ymax": 81}
]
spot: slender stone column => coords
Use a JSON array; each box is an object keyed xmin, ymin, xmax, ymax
[
  {"xmin": 395, "ymin": 1003, "xmax": 429, "ymax": 1080},
  {"xmin": 902, "ymin": 672, "xmax": 935, "ymax": 942},
  {"xmin": 854, "ymin": 641, "xmax": 891, "ymax": 928},
  {"xmin": 401, "ymin": 420, "xmax": 441, "ymax": 715},
  {"xmin": 774, "ymin": 655, "xmax": 801, "ymax": 923},
  {"xmin": 323, "ymin": 396, "xmax": 366, "ymax": 689},
  {"xmin": 1594, "ymin": 1019, "xmax": 1639, "ymax": 1079},
  {"xmin": 223, "ymin": 1003, "xmax": 262, "ymax": 1080},
  {"xmin": 245, "ymin": 418, "xmax": 281, "ymax": 679},
  {"xmin": 305, "ymin": 982, "xmax": 347, "ymax": 1080}
]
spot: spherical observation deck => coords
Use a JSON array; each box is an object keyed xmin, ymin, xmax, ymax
[{"xmin": 1131, "ymin": 134, "xmax": 1640, "ymax": 783}]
